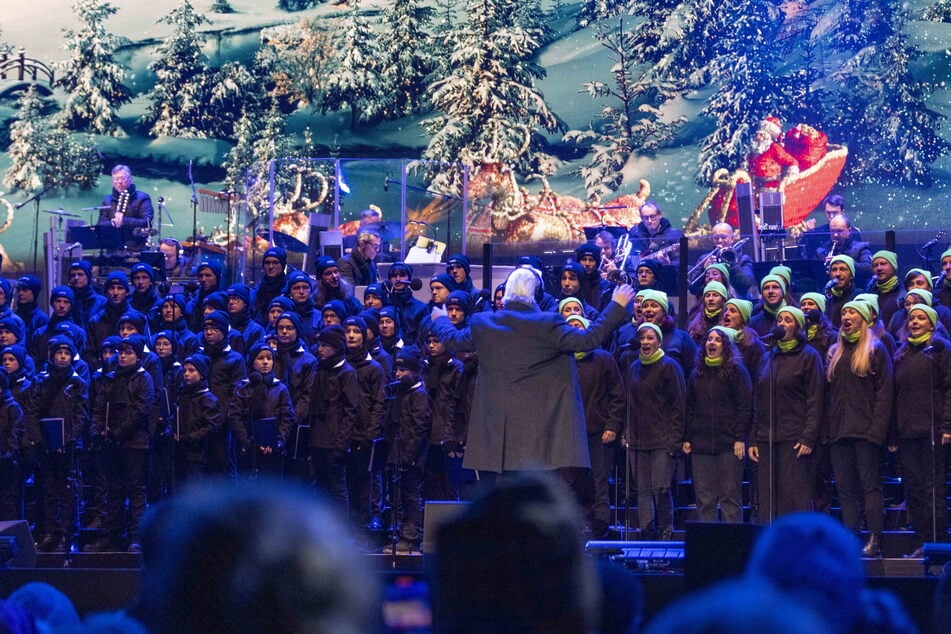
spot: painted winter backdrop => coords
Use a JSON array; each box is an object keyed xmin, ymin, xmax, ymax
[{"xmin": 0, "ymin": 0, "xmax": 948, "ymax": 274}]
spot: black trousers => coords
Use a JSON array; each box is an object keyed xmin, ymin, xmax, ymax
[
  {"xmin": 692, "ymin": 451, "xmax": 743, "ymax": 523},
  {"xmin": 633, "ymin": 449, "xmax": 675, "ymax": 531},
  {"xmin": 37, "ymin": 448, "xmax": 75, "ymax": 538},
  {"xmin": 312, "ymin": 447, "xmax": 349, "ymax": 517},
  {"xmin": 899, "ymin": 437, "xmax": 948, "ymax": 543},
  {"xmin": 831, "ymin": 439, "xmax": 884, "ymax": 535},
  {"xmin": 347, "ymin": 444, "xmax": 375, "ymax": 528},
  {"xmin": 0, "ymin": 457, "xmax": 18, "ymax": 521},
  {"xmin": 388, "ymin": 465, "xmax": 423, "ymax": 543},
  {"xmin": 586, "ymin": 434, "xmax": 615, "ymax": 535},
  {"xmin": 757, "ymin": 440, "xmax": 816, "ymax": 522},
  {"xmin": 103, "ymin": 445, "xmax": 147, "ymax": 543},
  {"xmin": 424, "ymin": 445, "xmax": 460, "ymax": 503}
]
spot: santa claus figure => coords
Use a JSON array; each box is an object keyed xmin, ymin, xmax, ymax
[
  {"xmin": 746, "ymin": 116, "xmax": 799, "ymax": 189},
  {"xmin": 784, "ymin": 123, "xmax": 828, "ymax": 171}
]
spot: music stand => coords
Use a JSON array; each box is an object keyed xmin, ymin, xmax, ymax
[{"xmin": 68, "ymin": 225, "xmax": 125, "ymax": 253}]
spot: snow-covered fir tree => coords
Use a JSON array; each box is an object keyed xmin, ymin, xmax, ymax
[
  {"xmin": 660, "ymin": 0, "xmax": 735, "ymax": 89},
  {"xmin": 4, "ymin": 87, "xmax": 100, "ymax": 193},
  {"xmin": 695, "ymin": 0, "xmax": 791, "ymax": 184},
  {"xmin": 510, "ymin": 0, "xmax": 554, "ymax": 46},
  {"xmin": 923, "ymin": 0, "xmax": 951, "ymax": 21},
  {"xmin": 821, "ymin": 0, "xmax": 947, "ymax": 184},
  {"xmin": 422, "ymin": 0, "xmax": 564, "ymax": 188},
  {"xmin": 564, "ymin": 20, "xmax": 686, "ymax": 198},
  {"xmin": 3, "ymin": 87, "xmax": 48, "ymax": 192},
  {"xmin": 576, "ymin": 0, "xmax": 627, "ymax": 28},
  {"xmin": 226, "ymin": 99, "xmax": 295, "ymax": 218},
  {"xmin": 210, "ymin": 0, "xmax": 234, "ymax": 13},
  {"xmin": 428, "ymin": 0, "xmax": 459, "ymax": 82},
  {"xmin": 378, "ymin": 0, "xmax": 435, "ymax": 119},
  {"xmin": 626, "ymin": 0, "xmax": 681, "ymax": 67},
  {"xmin": 258, "ymin": 20, "xmax": 336, "ymax": 111},
  {"xmin": 205, "ymin": 61, "xmax": 264, "ymax": 140},
  {"xmin": 142, "ymin": 0, "xmax": 211, "ymax": 138},
  {"xmin": 55, "ymin": 0, "xmax": 131, "ymax": 136},
  {"xmin": 278, "ymin": 0, "xmax": 317, "ymax": 11},
  {"xmin": 320, "ymin": 0, "xmax": 384, "ymax": 130}
]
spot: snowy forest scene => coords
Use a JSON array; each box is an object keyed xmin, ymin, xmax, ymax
[{"xmin": 0, "ymin": 0, "xmax": 948, "ymax": 279}]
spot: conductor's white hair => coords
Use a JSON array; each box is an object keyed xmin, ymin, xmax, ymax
[{"xmin": 503, "ymin": 268, "xmax": 539, "ymax": 307}]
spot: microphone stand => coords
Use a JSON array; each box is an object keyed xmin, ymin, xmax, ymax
[
  {"xmin": 19, "ymin": 184, "xmax": 53, "ymax": 274},
  {"xmin": 623, "ymin": 347, "xmax": 634, "ymax": 540},
  {"xmin": 924, "ymin": 343, "xmax": 939, "ymax": 544},
  {"xmin": 768, "ymin": 342, "xmax": 778, "ymax": 523},
  {"xmin": 189, "ymin": 161, "xmax": 199, "ymax": 246}
]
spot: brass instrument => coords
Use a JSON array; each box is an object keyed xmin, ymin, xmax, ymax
[
  {"xmin": 602, "ymin": 234, "xmax": 634, "ymax": 284},
  {"xmin": 686, "ymin": 238, "xmax": 749, "ymax": 286},
  {"xmin": 824, "ymin": 239, "xmax": 838, "ymax": 271}
]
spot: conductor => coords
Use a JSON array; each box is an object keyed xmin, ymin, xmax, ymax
[{"xmin": 430, "ymin": 268, "xmax": 635, "ymax": 473}]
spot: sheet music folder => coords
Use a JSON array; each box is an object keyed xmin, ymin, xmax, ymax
[
  {"xmin": 39, "ymin": 418, "xmax": 65, "ymax": 451},
  {"xmin": 251, "ymin": 417, "xmax": 279, "ymax": 450}
]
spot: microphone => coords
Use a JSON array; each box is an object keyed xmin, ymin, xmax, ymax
[
  {"xmin": 823, "ymin": 279, "xmax": 837, "ymax": 292},
  {"xmin": 921, "ymin": 236, "xmax": 941, "ymax": 251},
  {"xmin": 806, "ymin": 309, "xmax": 822, "ymax": 325},
  {"xmin": 472, "ymin": 288, "xmax": 491, "ymax": 311},
  {"xmin": 922, "ymin": 339, "xmax": 946, "ymax": 357},
  {"xmin": 383, "ymin": 277, "xmax": 424, "ymax": 292},
  {"xmin": 158, "ymin": 196, "xmax": 165, "ymax": 204},
  {"xmin": 762, "ymin": 325, "xmax": 786, "ymax": 347},
  {"xmin": 383, "ymin": 173, "xmax": 390, "ymax": 192}
]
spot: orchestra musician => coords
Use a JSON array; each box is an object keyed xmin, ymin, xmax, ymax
[
  {"xmin": 799, "ymin": 194, "xmax": 865, "ymax": 261},
  {"xmin": 158, "ymin": 238, "xmax": 191, "ymax": 279},
  {"xmin": 628, "ymin": 201, "xmax": 682, "ymax": 267},
  {"xmin": 814, "ymin": 215, "xmax": 872, "ymax": 283},
  {"xmin": 98, "ymin": 165, "xmax": 154, "ymax": 231},
  {"xmin": 687, "ymin": 223, "xmax": 755, "ymax": 300}
]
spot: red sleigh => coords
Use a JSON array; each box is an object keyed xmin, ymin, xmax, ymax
[{"xmin": 688, "ymin": 140, "xmax": 848, "ymax": 234}]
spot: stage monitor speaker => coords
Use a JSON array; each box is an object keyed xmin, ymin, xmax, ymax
[
  {"xmin": 736, "ymin": 182, "xmax": 756, "ymax": 239},
  {"xmin": 0, "ymin": 520, "xmax": 37, "ymax": 568},
  {"xmin": 422, "ymin": 501, "xmax": 468, "ymax": 555},
  {"xmin": 684, "ymin": 521, "xmax": 761, "ymax": 592},
  {"xmin": 319, "ymin": 230, "xmax": 343, "ymax": 260},
  {"xmin": 759, "ymin": 191, "xmax": 784, "ymax": 230}
]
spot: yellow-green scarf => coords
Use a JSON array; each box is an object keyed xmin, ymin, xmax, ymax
[
  {"xmin": 908, "ymin": 332, "xmax": 932, "ymax": 347},
  {"xmin": 777, "ymin": 339, "xmax": 798, "ymax": 353},
  {"xmin": 842, "ymin": 331, "xmax": 860, "ymax": 343},
  {"xmin": 876, "ymin": 276, "xmax": 899, "ymax": 294},
  {"xmin": 640, "ymin": 349, "xmax": 666, "ymax": 365}
]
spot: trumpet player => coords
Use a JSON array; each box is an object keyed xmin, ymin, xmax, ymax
[
  {"xmin": 596, "ymin": 231, "xmax": 637, "ymax": 285},
  {"xmin": 687, "ymin": 223, "xmax": 755, "ymax": 300},
  {"xmin": 814, "ymin": 215, "xmax": 872, "ymax": 281}
]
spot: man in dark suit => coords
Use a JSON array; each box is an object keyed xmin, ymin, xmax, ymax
[
  {"xmin": 99, "ymin": 164, "xmax": 154, "ymax": 230},
  {"xmin": 430, "ymin": 269, "xmax": 634, "ymax": 473}
]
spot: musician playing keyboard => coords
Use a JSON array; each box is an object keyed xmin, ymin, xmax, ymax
[
  {"xmin": 98, "ymin": 164, "xmax": 154, "ymax": 230},
  {"xmin": 627, "ymin": 200, "xmax": 683, "ymax": 267}
]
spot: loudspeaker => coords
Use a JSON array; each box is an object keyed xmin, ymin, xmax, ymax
[
  {"xmin": 422, "ymin": 501, "xmax": 468, "ymax": 555},
  {"xmin": 735, "ymin": 182, "xmax": 755, "ymax": 238},
  {"xmin": 0, "ymin": 520, "xmax": 37, "ymax": 568},
  {"xmin": 684, "ymin": 521, "xmax": 761, "ymax": 592},
  {"xmin": 759, "ymin": 191, "xmax": 784, "ymax": 230}
]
